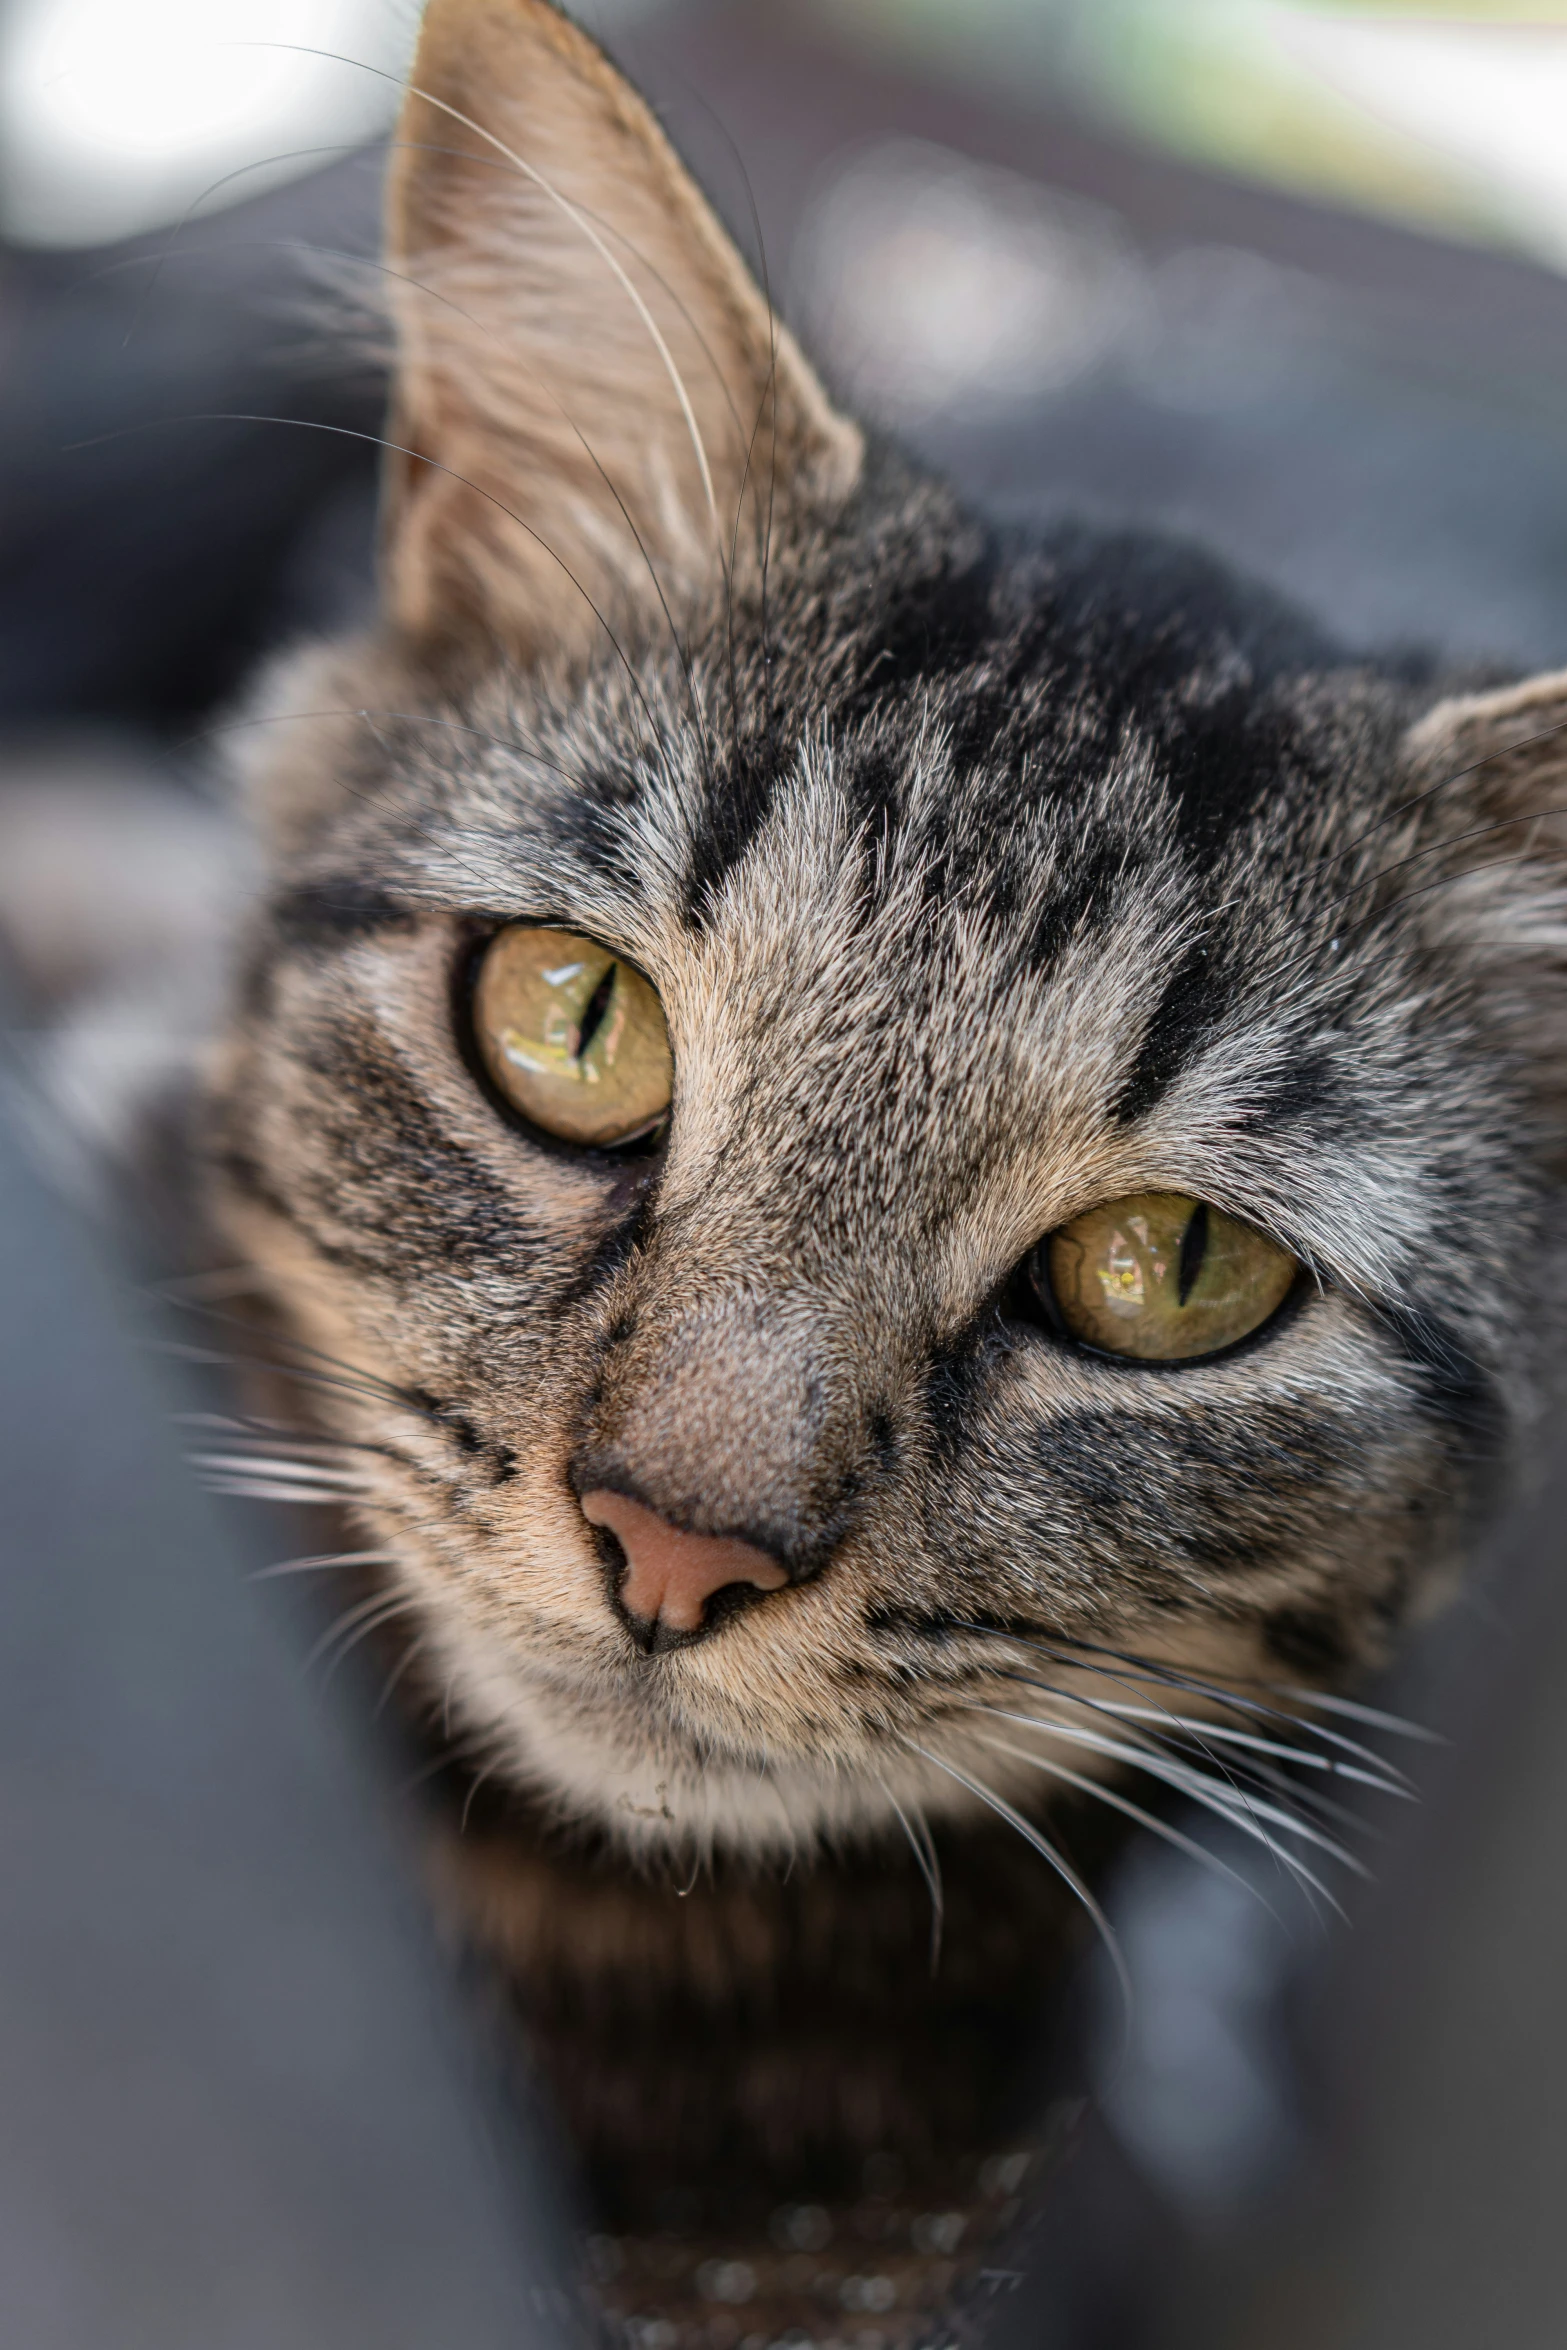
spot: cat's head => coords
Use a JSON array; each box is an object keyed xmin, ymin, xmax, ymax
[{"xmin": 212, "ymin": 0, "xmax": 1567, "ymax": 1859}]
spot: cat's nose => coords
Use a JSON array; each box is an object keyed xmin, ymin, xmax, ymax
[{"xmin": 580, "ymin": 1488, "xmax": 789, "ymax": 1647}]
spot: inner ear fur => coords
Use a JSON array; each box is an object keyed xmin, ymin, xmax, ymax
[{"xmin": 381, "ymin": 0, "xmax": 863, "ymax": 667}]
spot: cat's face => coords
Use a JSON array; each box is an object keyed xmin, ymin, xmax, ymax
[{"xmin": 211, "ymin": 0, "xmax": 1567, "ymax": 1858}]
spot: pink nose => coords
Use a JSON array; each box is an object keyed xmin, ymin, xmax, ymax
[{"xmin": 579, "ymin": 1489, "xmax": 789, "ymax": 1637}]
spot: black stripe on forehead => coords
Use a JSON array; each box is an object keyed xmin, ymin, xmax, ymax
[
  {"xmin": 677, "ymin": 526, "xmax": 1006, "ymax": 923},
  {"xmin": 1113, "ymin": 937, "xmax": 1220, "ymax": 1125},
  {"xmin": 834, "ymin": 532, "xmax": 1003, "ymax": 725},
  {"xmin": 681, "ymin": 729, "xmax": 790, "ymax": 925},
  {"xmin": 1114, "ymin": 953, "xmax": 1348, "ymax": 1133}
]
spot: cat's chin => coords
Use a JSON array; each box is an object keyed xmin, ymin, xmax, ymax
[
  {"xmin": 420, "ymin": 1612, "xmax": 992, "ymax": 1860},
  {"xmin": 517, "ymin": 1735, "xmax": 918, "ymax": 1861}
]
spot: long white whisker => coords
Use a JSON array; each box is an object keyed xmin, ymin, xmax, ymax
[
  {"xmin": 981, "ymin": 1650, "xmax": 1360, "ymax": 1856},
  {"xmin": 305, "ymin": 1589, "xmax": 421, "ymax": 1677},
  {"xmin": 251, "ymin": 1550, "xmax": 396, "ymax": 1582},
  {"xmin": 1035, "ymin": 1637, "xmax": 1404, "ymax": 1773},
  {"xmin": 201, "ymin": 1477, "xmax": 362, "ymax": 1505},
  {"xmin": 191, "ymin": 1453, "xmax": 367, "ymax": 1489},
  {"xmin": 967, "ymin": 1622, "xmax": 1415, "ymax": 1781},
  {"xmin": 903, "ymin": 1739, "xmax": 1132, "ymax": 2016},
  {"xmin": 883, "ymin": 1784, "xmax": 944, "ymax": 1968},
  {"xmin": 1270, "ymin": 1684, "xmax": 1443, "ymax": 1742},
  {"xmin": 1000, "ymin": 1677, "xmax": 1412, "ymax": 1797},
  {"xmin": 970, "ymin": 1730, "xmax": 1284, "ymax": 1919},
  {"xmin": 980, "ymin": 1709, "xmax": 1357, "ymax": 1906}
]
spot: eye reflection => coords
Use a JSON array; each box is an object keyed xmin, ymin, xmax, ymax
[
  {"xmin": 1037, "ymin": 1192, "xmax": 1296, "ymax": 1363},
  {"xmin": 471, "ymin": 925, "xmax": 673, "ymax": 1147}
]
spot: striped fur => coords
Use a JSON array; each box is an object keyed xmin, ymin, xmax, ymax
[
  {"xmin": 191, "ymin": 0, "xmax": 1567, "ymax": 2291},
  {"xmin": 213, "ymin": 460, "xmax": 1567, "ymax": 1857}
]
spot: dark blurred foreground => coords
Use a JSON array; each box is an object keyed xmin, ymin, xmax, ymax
[{"xmin": 3, "ymin": 4, "xmax": 1567, "ymax": 2343}]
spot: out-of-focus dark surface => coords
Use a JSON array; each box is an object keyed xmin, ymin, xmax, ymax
[
  {"xmin": 4, "ymin": 3, "xmax": 1567, "ymax": 2344},
  {"xmin": 1150, "ymin": 1463, "xmax": 1567, "ymax": 2350},
  {"xmin": 0, "ymin": 1023, "xmax": 586, "ymax": 2349}
]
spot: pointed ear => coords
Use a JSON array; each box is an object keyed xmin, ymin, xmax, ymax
[{"xmin": 380, "ymin": 0, "xmax": 863, "ymax": 665}]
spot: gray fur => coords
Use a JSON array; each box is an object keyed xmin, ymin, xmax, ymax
[{"xmin": 211, "ymin": 456, "xmax": 1567, "ymax": 1862}]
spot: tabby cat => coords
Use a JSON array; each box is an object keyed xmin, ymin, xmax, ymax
[{"xmin": 196, "ymin": 0, "xmax": 1567, "ymax": 2338}]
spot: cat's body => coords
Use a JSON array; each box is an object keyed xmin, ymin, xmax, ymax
[{"xmin": 14, "ymin": 2, "xmax": 1567, "ymax": 2338}]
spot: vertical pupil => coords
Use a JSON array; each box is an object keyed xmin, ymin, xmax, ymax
[
  {"xmin": 575, "ymin": 963, "xmax": 617, "ymax": 1060},
  {"xmin": 1176, "ymin": 1199, "xmax": 1209, "ymax": 1306}
]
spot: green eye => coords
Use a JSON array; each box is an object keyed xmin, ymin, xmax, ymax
[
  {"xmin": 1035, "ymin": 1191, "xmax": 1298, "ymax": 1363},
  {"xmin": 472, "ymin": 925, "xmax": 673, "ymax": 1147}
]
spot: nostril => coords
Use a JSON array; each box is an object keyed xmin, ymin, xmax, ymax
[{"xmin": 580, "ymin": 1488, "xmax": 790, "ymax": 1641}]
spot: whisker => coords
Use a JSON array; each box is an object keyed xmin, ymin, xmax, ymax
[
  {"xmin": 228, "ymin": 42, "xmax": 724, "ymax": 549},
  {"xmin": 883, "ymin": 1784, "xmax": 944, "ymax": 1969},
  {"xmin": 1329, "ymin": 849, "xmax": 1564, "ymax": 949},
  {"xmin": 920, "ymin": 1617, "xmax": 1289, "ymax": 1827},
  {"xmin": 1271, "ymin": 1684, "xmax": 1443, "ymax": 1742},
  {"xmin": 105, "ymin": 142, "xmax": 378, "ymax": 346},
  {"xmin": 304, "ymin": 1588, "xmax": 421, "ymax": 1677},
  {"xmin": 977, "ymin": 1708, "xmax": 1356, "ymax": 1910},
  {"xmin": 251, "ymin": 1549, "xmax": 395, "ymax": 1582},
  {"xmin": 903, "ymin": 1738, "xmax": 1132, "ymax": 2015},
  {"xmin": 177, "ymin": 1411, "xmax": 415, "ymax": 1464},
  {"xmin": 191, "ymin": 1451, "xmax": 367, "ymax": 1486},
  {"xmin": 1002, "ymin": 1684, "xmax": 1413, "ymax": 1797},
  {"xmin": 1304, "ymin": 797, "xmax": 1567, "ymax": 936},
  {"xmin": 982, "ymin": 1655, "xmax": 1370, "ymax": 1862},
  {"xmin": 992, "ymin": 1669, "xmax": 1393, "ymax": 1842},
  {"xmin": 151, "ymin": 1290, "xmax": 440, "ymax": 1419},
  {"xmin": 1259, "ymin": 842, "xmax": 1567, "ymax": 1003},
  {"xmin": 154, "ymin": 1266, "xmax": 267, "ymax": 1304},
  {"xmin": 204, "ymin": 1480, "xmax": 360, "ymax": 1505},
  {"xmin": 460, "ymin": 1763, "xmax": 497, "ymax": 1835},
  {"xmin": 312, "ymin": 228, "xmax": 720, "ymax": 793},
  {"xmin": 156, "ymin": 1337, "xmax": 422, "ymax": 1423},
  {"xmin": 376, "ymin": 1636, "xmax": 427, "ymax": 1717},
  {"xmin": 967, "ymin": 1620, "xmax": 1413, "ymax": 1783},
  {"xmin": 984, "ymin": 1702, "xmax": 1366, "ymax": 1859},
  {"xmin": 969, "ymin": 1728, "xmax": 1285, "ymax": 1919}
]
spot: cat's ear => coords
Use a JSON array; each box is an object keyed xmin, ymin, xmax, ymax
[
  {"xmin": 1402, "ymin": 671, "xmax": 1567, "ymax": 1070},
  {"xmin": 1404, "ymin": 671, "xmax": 1567, "ymax": 864},
  {"xmin": 1406, "ymin": 671, "xmax": 1567, "ymax": 802},
  {"xmin": 380, "ymin": 0, "xmax": 863, "ymax": 665}
]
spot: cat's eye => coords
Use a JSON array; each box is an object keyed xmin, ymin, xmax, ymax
[
  {"xmin": 471, "ymin": 925, "xmax": 673, "ymax": 1148},
  {"xmin": 1032, "ymin": 1191, "xmax": 1298, "ymax": 1363}
]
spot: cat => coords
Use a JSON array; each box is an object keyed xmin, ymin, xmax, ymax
[{"xmin": 59, "ymin": 0, "xmax": 1567, "ymax": 2337}]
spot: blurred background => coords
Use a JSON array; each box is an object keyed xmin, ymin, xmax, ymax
[
  {"xmin": 3, "ymin": 4, "xmax": 1567, "ymax": 2347},
  {"xmin": 9, "ymin": 0, "xmax": 1567, "ymax": 731}
]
